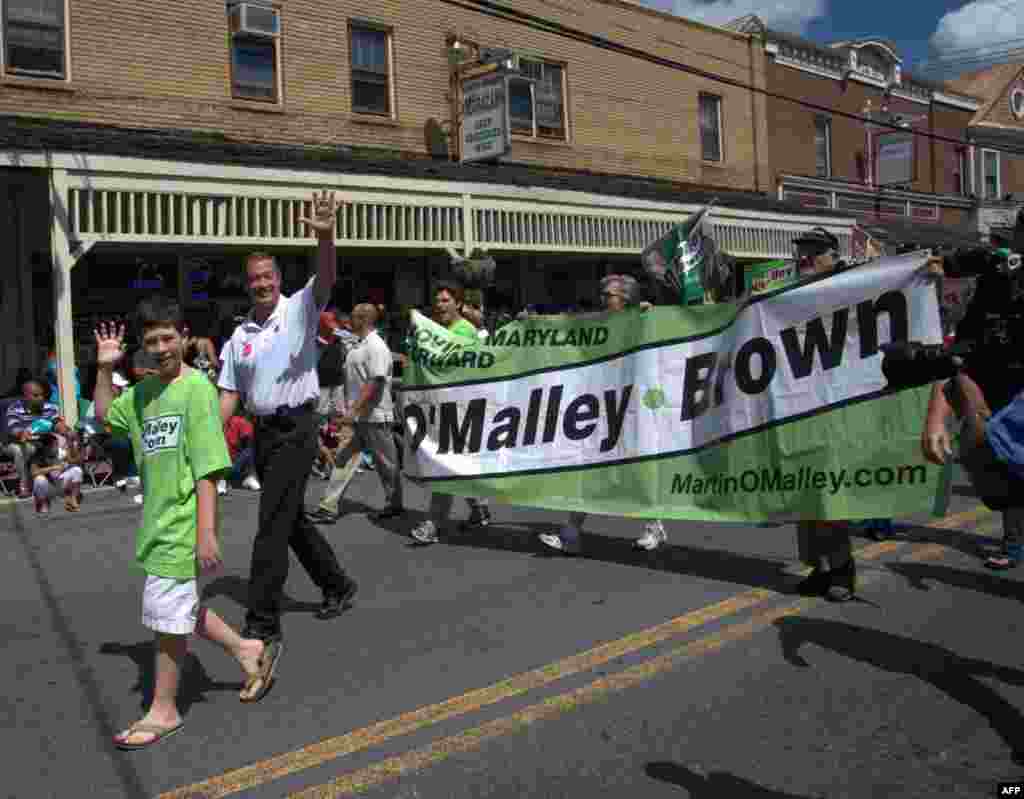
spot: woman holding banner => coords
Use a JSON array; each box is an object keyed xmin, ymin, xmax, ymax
[{"xmin": 538, "ymin": 274, "xmax": 670, "ymax": 555}]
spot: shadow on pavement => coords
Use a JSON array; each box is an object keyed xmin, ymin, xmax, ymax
[
  {"xmin": 98, "ymin": 641, "xmax": 244, "ymax": 712},
  {"xmin": 773, "ymin": 617, "xmax": 1024, "ymax": 765},
  {"xmin": 6, "ymin": 502, "xmax": 148, "ymax": 798},
  {"xmin": 644, "ymin": 762, "xmax": 815, "ymax": 797},
  {"xmin": 200, "ymin": 575, "xmax": 321, "ymax": 614},
  {"xmin": 415, "ymin": 522, "xmax": 810, "ymax": 595},
  {"xmin": 886, "ymin": 561, "xmax": 1024, "ymax": 602},
  {"xmin": 889, "ymin": 522, "xmax": 1002, "ymax": 560}
]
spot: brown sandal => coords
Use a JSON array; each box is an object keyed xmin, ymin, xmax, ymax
[
  {"xmin": 113, "ymin": 720, "xmax": 184, "ymax": 750},
  {"xmin": 240, "ymin": 640, "xmax": 283, "ymax": 703}
]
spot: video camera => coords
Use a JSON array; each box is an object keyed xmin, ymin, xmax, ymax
[
  {"xmin": 880, "ymin": 340, "xmax": 971, "ymax": 390},
  {"xmin": 881, "ymin": 236, "xmax": 1024, "ymax": 391}
]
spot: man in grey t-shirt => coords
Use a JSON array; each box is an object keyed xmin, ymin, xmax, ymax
[{"xmin": 306, "ymin": 303, "xmax": 404, "ymax": 523}]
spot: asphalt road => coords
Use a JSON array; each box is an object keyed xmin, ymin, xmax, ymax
[{"xmin": 1, "ymin": 468, "xmax": 1021, "ymax": 799}]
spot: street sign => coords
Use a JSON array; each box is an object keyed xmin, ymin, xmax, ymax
[
  {"xmin": 875, "ymin": 130, "xmax": 915, "ymax": 186},
  {"xmin": 460, "ymin": 72, "xmax": 511, "ymax": 164}
]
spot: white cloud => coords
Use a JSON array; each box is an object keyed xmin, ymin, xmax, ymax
[
  {"xmin": 636, "ymin": 0, "xmax": 827, "ymax": 35},
  {"xmin": 930, "ymin": 0, "xmax": 1024, "ymax": 61}
]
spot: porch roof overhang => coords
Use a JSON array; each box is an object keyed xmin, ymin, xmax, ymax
[
  {"xmin": 779, "ymin": 173, "xmax": 976, "ymax": 210},
  {"xmin": 857, "ymin": 217, "xmax": 984, "ymax": 250},
  {"xmin": 1, "ymin": 117, "xmax": 857, "ymax": 261}
]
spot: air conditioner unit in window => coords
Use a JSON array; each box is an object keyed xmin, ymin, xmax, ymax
[{"xmin": 229, "ymin": 2, "xmax": 280, "ymax": 38}]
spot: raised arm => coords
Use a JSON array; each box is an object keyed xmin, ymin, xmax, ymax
[
  {"xmin": 93, "ymin": 322, "xmax": 126, "ymax": 422},
  {"xmin": 299, "ymin": 190, "xmax": 347, "ymax": 308}
]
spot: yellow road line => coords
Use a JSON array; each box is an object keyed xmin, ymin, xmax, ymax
[
  {"xmin": 160, "ymin": 506, "xmax": 987, "ymax": 799},
  {"xmin": 291, "ymin": 537, "xmax": 956, "ymax": 799}
]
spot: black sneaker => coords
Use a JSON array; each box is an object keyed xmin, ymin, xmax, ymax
[
  {"xmin": 460, "ymin": 506, "xmax": 492, "ymax": 531},
  {"xmin": 317, "ymin": 577, "xmax": 359, "ymax": 620}
]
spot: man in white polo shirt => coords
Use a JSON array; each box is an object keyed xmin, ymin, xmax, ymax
[
  {"xmin": 218, "ymin": 190, "xmax": 358, "ymax": 644},
  {"xmin": 306, "ymin": 303, "xmax": 404, "ymax": 524}
]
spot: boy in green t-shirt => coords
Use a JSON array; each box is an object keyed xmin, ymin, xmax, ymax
[{"xmin": 94, "ymin": 296, "xmax": 282, "ymax": 751}]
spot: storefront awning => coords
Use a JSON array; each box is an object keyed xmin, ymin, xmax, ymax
[{"xmin": 1, "ymin": 116, "xmax": 857, "ymax": 262}]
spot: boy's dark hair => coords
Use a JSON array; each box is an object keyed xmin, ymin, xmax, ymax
[
  {"xmin": 22, "ymin": 375, "xmax": 48, "ymax": 395},
  {"xmin": 434, "ymin": 280, "xmax": 464, "ymax": 304},
  {"xmin": 137, "ymin": 295, "xmax": 185, "ymax": 334}
]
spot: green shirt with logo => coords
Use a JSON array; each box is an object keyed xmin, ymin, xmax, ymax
[
  {"xmin": 448, "ymin": 317, "xmax": 478, "ymax": 341},
  {"xmin": 106, "ymin": 369, "xmax": 231, "ymax": 580}
]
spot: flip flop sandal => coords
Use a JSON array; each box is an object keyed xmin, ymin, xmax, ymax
[
  {"xmin": 113, "ymin": 720, "xmax": 184, "ymax": 751},
  {"xmin": 240, "ymin": 640, "xmax": 283, "ymax": 703}
]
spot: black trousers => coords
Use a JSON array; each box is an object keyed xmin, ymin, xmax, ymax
[{"xmin": 246, "ymin": 410, "xmax": 350, "ymax": 640}]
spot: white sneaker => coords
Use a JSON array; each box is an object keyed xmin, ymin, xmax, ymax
[
  {"xmin": 539, "ymin": 526, "xmax": 582, "ymax": 555},
  {"xmin": 132, "ymin": 494, "xmax": 144, "ymax": 506},
  {"xmin": 635, "ymin": 520, "xmax": 668, "ymax": 551},
  {"xmin": 242, "ymin": 475, "xmax": 262, "ymax": 491},
  {"xmin": 116, "ymin": 476, "xmax": 141, "ymax": 492},
  {"xmin": 410, "ymin": 520, "xmax": 439, "ymax": 545},
  {"xmin": 217, "ymin": 479, "xmax": 228, "ymax": 496}
]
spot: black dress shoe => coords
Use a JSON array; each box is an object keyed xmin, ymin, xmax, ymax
[
  {"xmin": 317, "ymin": 577, "xmax": 359, "ymax": 619},
  {"xmin": 795, "ymin": 568, "xmax": 832, "ymax": 597},
  {"xmin": 825, "ymin": 560, "xmax": 856, "ymax": 602},
  {"xmin": 460, "ymin": 507, "xmax": 492, "ymax": 531}
]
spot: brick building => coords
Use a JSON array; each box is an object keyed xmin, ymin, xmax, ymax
[
  {"xmin": 726, "ymin": 14, "xmax": 993, "ymax": 240},
  {"xmin": 0, "ymin": 0, "xmax": 858, "ymax": 419},
  {"xmin": 945, "ymin": 63, "xmax": 1024, "ymax": 239}
]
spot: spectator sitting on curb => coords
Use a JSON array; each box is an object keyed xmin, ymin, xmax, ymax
[
  {"xmin": 4, "ymin": 376, "xmax": 68, "ymax": 498},
  {"xmin": 218, "ymin": 414, "xmax": 260, "ymax": 495},
  {"xmin": 29, "ymin": 431, "xmax": 84, "ymax": 514}
]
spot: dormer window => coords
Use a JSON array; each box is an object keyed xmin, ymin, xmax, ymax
[{"xmin": 843, "ymin": 42, "xmax": 901, "ymax": 85}]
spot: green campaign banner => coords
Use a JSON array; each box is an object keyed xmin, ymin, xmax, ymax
[
  {"xmin": 640, "ymin": 204, "xmax": 715, "ymax": 305},
  {"xmin": 398, "ymin": 254, "xmax": 947, "ymax": 522}
]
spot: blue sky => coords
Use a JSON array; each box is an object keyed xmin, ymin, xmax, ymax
[{"xmin": 637, "ymin": 1, "xmax": 1024, "ymax": 78}]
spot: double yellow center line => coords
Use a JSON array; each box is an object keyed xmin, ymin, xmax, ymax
[{"xmin": 162, "ymin": 506, "xmax": 991, "ymax": 799}]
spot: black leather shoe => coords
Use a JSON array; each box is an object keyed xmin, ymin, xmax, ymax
[
  {"xmin": 825, "ymin": 560, "xmax": 856, "ymax": 602},
  {"xmin": 317, "ymin": 577, "xmax": 359, "ymax": 620},
  {"xmin": 795, "ymin": 568, "xmax": 832, "ymax": 597},
  {"xmin": 460, "ymin": 507, "xmax": 492, "ymax": 531}
]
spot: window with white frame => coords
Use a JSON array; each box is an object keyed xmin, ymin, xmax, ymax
[
  {"xmin": 982, "ymin": 149, "xmax": 1000, "ymax": 200},
  {"xmin": 228, "ymin": 2, "xmax": 281, "ymax": 103},
  {"xmin": 3, "ymin": 0, "xmax": 67, "ymax": 78},
  {"xmin": 350, "ymin": 23, "xmax": 392, "ymax": 116},
  {"xmin": 508, "ymin": 57, "xmax": 566, "ymax": 140},
  {"xmin": 814, "ymin": 116, "xmax": 831, "ymax": 178},
  {"xmin": 699, "ymin": 93, "xmax": 722, "ymax": 162}
]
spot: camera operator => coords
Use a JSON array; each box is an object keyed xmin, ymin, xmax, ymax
[{"xmin": 921, "ymin": 210, "xmax": 1024, "ymax": 570}]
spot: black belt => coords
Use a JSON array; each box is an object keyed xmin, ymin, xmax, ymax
[{"xmin": 254, "ymin": 401, "xmax": 315, "ymax": 426}]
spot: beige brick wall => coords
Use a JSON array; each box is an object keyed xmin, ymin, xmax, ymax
[{"xmin": 0, "ymin": 0, "xmax": 770, "ymax": 191}]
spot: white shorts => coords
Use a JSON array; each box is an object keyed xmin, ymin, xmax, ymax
[{"xmin": 142, "ymin": 575, "xmax": 199, "ymax": 635}]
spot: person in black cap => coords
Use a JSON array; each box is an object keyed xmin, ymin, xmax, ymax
[
  {"xmin": 786, "ymin": 226, "xmax": 858, "ymax": 600},
  {"xmin": 792, "ymin": 226, "xmax": 843, "ymax": 278}
]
